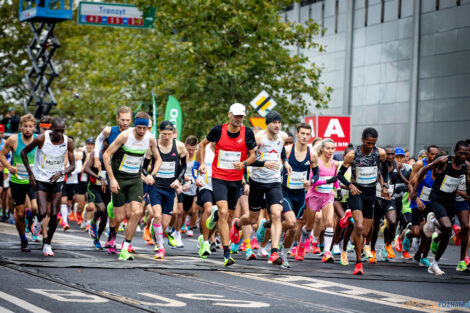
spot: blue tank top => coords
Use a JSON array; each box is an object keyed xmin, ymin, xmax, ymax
[
  {"xmin": 282, "ymin": 145, "xmax": 311, "ymax": 190},
  {"xmin": 108, "ymin": 126, "xmax": 121, "ymax": 145},
  {"xmin": 410, "ymin": 158, "xmax": 434, "ymax": 208}
]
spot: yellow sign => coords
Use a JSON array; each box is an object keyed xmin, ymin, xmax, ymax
[
  {"xmin": 249, "ymin": 117, "xmax": 266, "ymax": 129},
  {"xmin": 250, "ymin": 90, "xmax": 277, "ymax": 117}
]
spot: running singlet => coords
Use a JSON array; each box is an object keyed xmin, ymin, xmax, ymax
[
  {"xmin": 111, "ymin": 128, "xmax": 149, "ymax": 178},
  {"xmin": 89, "ymin": 151, "xmax": 108, "ymax": 186},
  {"xmin": 33, "ymin": 130, "xmax": 68, "ymax": 183},
  {"xmin": 313, "ymin": 158, "xmax": 337, "ymax": 194},
  {"xmin": 410, "ymin": 158, "xmax": 434, "ymax": 208},
  {"xmin": 282, "ymin": 146, "xmax": 310, "ymax": 190},
  {"xmin": 351, "ymin": 145, "xmax": 380, "ymax": 191},
  {"xmin": 251, "ymin": 132, "xmax": 283, "ymax": 184},
  {"xmin": 201, "ymin": 144, "xmax": 214, "ymax": 191},
  {"xmin": 183, "ymin": 154, "xmax": 197, "ymax": 196},
  {"xmin": 11, "ymin": 133, "xmax": 37, "ymax": 184},
  {"xmin": 154, "ymin": 139, "xmax": 179, "ymax": 188},
  {"xmin": 108, "ymin": 126, "xmax": 121, "ymax": 145},
  {"xmin": 455, "ymin": 174, "xmax": 467, "ymax": 202},
  {"xmin": 430, "ymin": 156, "xmax": 466, "ymax": 201},
  {"xmin": 376, "ymin": 161, "xmax": 397, "ymax": 199},
  {"xmin": 212, "ymin": 123, "xmax": 248, "ymax": 181}
]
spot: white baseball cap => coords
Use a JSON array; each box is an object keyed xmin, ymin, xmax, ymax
[{"xmin": 229, "ymin": 103, "xmax": 246, "ymax": 116}]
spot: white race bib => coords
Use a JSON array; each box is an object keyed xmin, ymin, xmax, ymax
[
  {"xmin": 376, "ymin": 182, "xmax": 395, "ymax": 198},
  {"xmin": 315, "ymin": 176, "xmax": 334, "ymax": 193},
  {"xmin": 16, "ymin": 163, "xmax": 30, "ymax": 180},
  {"xmin": 260, "ymin": 152, "xmax": 280, "ymax": 162},
  {"xmin": 355, "ymin": 166, "xmax": 377, "ymax": 185},
  {"xmin": 80, "ymin": 173, "xmax": 88, "ymax": 182},
  {"xmin": 217, "ymin": 150, "xmax": 241, "ymax": 170},
  {"xmin": 419, "ymin": 186, "xmax": 431, "ymax": 202},
  {"xmin": 439, "ymin": 175, "xmax": 460, "ymax": 193},
  {"xmin": 456, "ymin": 175, "xmax": 467, "ymax": 202},
  {"xmin": 156, "ymin": 161, "xmax": 176, "ymax": 178},
  {"xmin": 341, "ymin": 188, "xmax": 349, "ymax": 197},
  {"xmin": 286, "ymin": 171, "xmax": 307, "ymax": 189},
  {"xmin": 42, "ymin": 154, "xmax": 64, "ymax": 172},
  {"xmin": 119, "ymin": 154, "xmax": 143, "ymax": 174}
]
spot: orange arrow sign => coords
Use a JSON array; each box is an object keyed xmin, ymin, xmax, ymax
[{"xmin": 249, "ymin": 117, "xmax": 266, "ymax": 129}]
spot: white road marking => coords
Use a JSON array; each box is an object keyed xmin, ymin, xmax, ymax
[
  {"xmin": 138, "ymin": 293, "xmax": 187, "ymax": 307},
  {"xmin": 176, "ymin": 293, "xmax": 269, "ymax": 308},
  {"xmin": 0, "ymin": 306, "xmax": 14, "ymax": 313},
  {"xmin": 27, "ymin": 289, "xmax": 108, "ymax": 303},
  {"xmin": 0, "ymin": 291, "xmax": 50, "ymax": 313}
]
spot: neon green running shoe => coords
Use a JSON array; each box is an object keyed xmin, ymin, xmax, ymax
[
  {"xmin": 165, "ymin": 228, "xmax": 177, "ymax": 247},
  {"xmin": 198, "ymin": 235, "xmax": 211, "ymax": 259},
  {"xmin": 456, "ymin": 261, "xmax": 470, "ymax": 272},
  {"xmin": 431, "ymin": 232, "xmax": 438, "ymax": 255},
  {"xmin": 224, "ymin": 255, "xmax": 235, "ymax": 267},
  {"xmin": 206, "ymin": 205, "xmax": 218, "ymax": 231},
  {"xmin": 107, "ymin": 201, "xmax": 114, "ymax": 219},
  {"xmin": 119, "ymin": 249, "xmax": 134, "ymax": 261}
]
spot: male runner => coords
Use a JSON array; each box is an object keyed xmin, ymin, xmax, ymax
[
  {"xmin": 103, "ymin": 112, "xmax": 161, "ymax": 261},
  {"xmin": 198, "ymin": 103, "xmax": 257, "ymax": 266},
  {"xmin": 0, "ymin": 114, "xmax": 38, "ymax": 252},
  {"xmin": 337, "ymin": 128, "xmax": 388, "ymax": 275},
  {"xmin": 21, "ymin": 117, "xmax": 75, "ymax": 256}
]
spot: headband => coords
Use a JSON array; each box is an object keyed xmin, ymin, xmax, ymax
[
  {"xmin": 40, "ymin": 123, "xmax": 52, "ymax": 129},
  {"xmin": 134, "ymin": 118, "xmax": 149, "ymax": 127}
]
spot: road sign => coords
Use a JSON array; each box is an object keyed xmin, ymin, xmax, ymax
[
  {"xmin": 249, "ymin": 117, "xmax": 266, "ymax": 130},
  {"xmin": 304, "ymin": 115, "xmax": 351, "ymax": 151},
  {"xmin": 250, "ymin": 91, "xmax": 277, "ymax": 117},
  {"xmin": 78, "ymin": 2, "xmax": 155, "ymax": 29}
]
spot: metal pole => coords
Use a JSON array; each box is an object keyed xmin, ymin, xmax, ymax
[
  {"xmin": 342, "ymin": 0, "xmax": 354, "ymax": 115},
  {"xmin": 408, "ymin": 0, "xmax": 421, "ymax": 156}
]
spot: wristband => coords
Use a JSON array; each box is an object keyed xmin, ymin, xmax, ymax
[{"xmin": 243, "ymin": 161, "xmax": 248, "ymax": 168}]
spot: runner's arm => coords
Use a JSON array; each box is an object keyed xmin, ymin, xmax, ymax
[
  {"xmin": 94, "ymin": 126, "xmax": 110, "ymax": 157},
  {"xmin": 149, "ymin": 137, "xmax": 162, "ymax": 176},
  {"xmin": 63, "ymin": 138, "xmax": 76, "ymax": 175},
  {"xmin": 411, "ymin": 156, "xmax": 447, "ymax": 199},
  {"xmin": 337, "ymin": 150, "xmax": 354, "ymax": 187},
  {"xmin": 84, "ymin": 152, "xmax": 99, "ymax": 179},
  {"xmin": 20, "ymin": 134, "xmax": 44, "ymax": 177},
  {"xmin": 0, "ymin": 136, "xmax": 16, "ymax": 172}
]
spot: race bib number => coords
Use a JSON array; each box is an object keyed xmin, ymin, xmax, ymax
[
  {"xmin": 80, "ymin": 173, "xmax": 88, "ymax": 182},
  {"xmin": 260, "ymin": 152, "xmax": 280, "ymax": 162},
  {"xmin": 419, "ymin": 186, "xmax": 431, "ymax": 202},
  {"xmin": 456, "ymin": 175, "xmax": 467, "ymax": 202},
  {"xmin": 439, "ymin": 175, "xmax": 460, "ymax": 193},
  {"xmin": 286, "ymin": 171, "xmax": 307, "ymax": 189},
  {"xmin": 156, "ymin": 161, "xmax": 176, "ymax": 178},
  {"xmin": 315, "ymin": 176, "xmax": 334, "ymax": 193},
  {"xmin": 119, "ymin": 154, "xmax": 143, "ymax": 174},
  {"xmin": 355, "ymin": 166, "xmax": 377, "ymax": 185},
  {"xmin": 217, "ymin": 150, "xmax": 241, "ymax": 170},
  {"xmin": 16, "ymin": 163, "xmax": 30, "ymax": 180},
  {"xmin": 42, "ymin": 154, "xmax": 64, "ymax": 172},
  {"xmin": 376, "ymin": 183, "xmax": 394, "ymax": 198}
]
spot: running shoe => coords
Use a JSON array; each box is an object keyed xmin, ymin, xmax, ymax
[
  {"xmin": 186, "ymin": 229, "xmax": 194, "ymax": 237},
  {"xmin": 69, "ymin": 212, "xmax": 76, "ymax": 222},
  {"xmin": 210, "ymin": 242, "xmax": 217, "ymax": 253},
  {"xmin": 21, "ymin": 241, "xmax": 30, "ymax": 252},
  {"xmin": 379, "ymin": 248, "xmax": 387, "ymax": 262},
  {"xmin": 205, "ymin": 206, "xmax": 218, "ymax": 230},
  {"xmin": 154, "ymin": 248, "xmax": 165, "ymax": 259},
  {"xmin": 347, "ymin": 242, "xmax": 354, "ymax": 253},
  {"xmin": 465, "ymin": 256, "xmax": 470, "ymax": 267},
  {"xmin": 339, "ymin": 209, "xmax": 352, "ymax": 228},
  {"xmin": 256, "ymin": 218, "xmax": 267, "ymax": 243},
  {"xmin": 119, "ymin": 249, "xmax": 134, "ymax": 261},
  {"xmin": 456, "ymin": 260, "xmax": 470, "ymax": 272},
  {"xmin": 200, "ymin": 243, "xmax": 211, "ymax": 259},
  {"xmin": 295, "ymin": 242, "xmax": 306, "ymax": 261},
  {"xmin": 419, "ymin": 257, "xmax": 431, "ymax": 267},
  {"xmin": 402, "ymin": 230, "xmax": 411, "ymax": 251},
  {"xmin": 430, "ymin": 232, "xmax": 438, "ymax": 255},
  {"xmin": 43, "ymin": 244, "xmax": 54, "ymax": 256},
  {"xmin": 321, "ymin": 251, "xmax": 335, "ymax": 263},
  {"xmin": 402, "ymin": 251, "xmax": 412, "ymax": 259},
  {"xmin": 240, "ymin": 241, "xmax": 246, "ymax": 252},
  {"xmin": 268, "ymin": 251, "xmax": 282, "ymax": 265},
  {"xmin": 62, "ymin": 223, "xmax": 70, "ymax": 231},
  {"xmin": 311, "ymin": 241, "xmax": 321, "ymax": 255},
  {"xmin": 290, "ymin": 245, "xmax": 297, "ymax": 257},
  {"xmin": 164, "ymin": 228, "xmax": 177, "ymax": 247},
  {"xmin": 281, "ymin": 257, "xmax": 291, "ymax": 269},
  {"xmin": 394, "ymin": 235, "xmax": 403, "ymax": 253},
  {"xmin": 93, "ymin": 239, "xmax": 103, "ymax": 250},
  {"xmin": 215, "ymin": 236, "xmax": 222, "ymax": 249},
  {"xmin": 340, "ymin": 251, "xmax": 349, "ymax": 266},
  {"xmin": 353, "ymin": 262, "xmax": 364, "ymax": 275},
  {"xmin": 423, "ymin": 212, "xmax": 436, "ymax": 237},
  {"xmin": 363, "ymin": 245, "xmax": 374, "ymax": 259},
  {"xmin": 453, "ymin": 225, "xmax": 461, "ymax": 246},
  {"xmin": 246, "ymin": 248, "xmax": 257, "ymax": 261},
  {"xmin": 224, "ymin": 255, "xmax": 235, "ymax": 267},
  {"xmin": 129, "ymin": 244, "xmax": 136, "ymax": 253},
  {"xmin": 118, "ymin": 223, "xmax": 125, "ymax": 232},
  {"xmin": 307, "ymin": 235, "xmax": 313, "ymax": 254},
  {"xmin": 229, "ymin": 218, "xmax": 241, "ymax": 244},
  {"xmin": 368, "ymin": 250, "xmax": 377, "ymax": 263},
  {"xmin": 31, "ymin": 234, "xmax": 39, "ymax": 242},
  {"xmin": 230, "ymin": 242, "xmax": 241, "ymax": 254},
  {"xmin": 332, "ymin": 244, "xmax": 341, "ymax": 255},
  {"xmin": 385, "ymin": 244, "xmax": 395, "ymax": 259},
  {"xmin": 174, "ymin": 231, "xmax": 184, "ymax": 248},
  {"xmin": 32, "ymin": 217, "xmax": 41, "ymax": 236},
  {"xmin": 258, "ymin": 247, "xmax": 269, "ymax": 258},
  {"xmin": 143, "ymin": 227, "xmax": 152, "ymax": 243},
  {"xmin": 428, "ymin": 262, "xmax": 445, "ymax": 276},
  {"xmin": 251, "ymin": 238, "xmax": 260, "ymax": 250},
  {"xmin": 89, "ymin": 221, "xmax": 98, "ymax": 239},
  {"xmin": 77, "ymin": 215, "xmax": 83, "ymax": 226},
  {"xmin": 107, "ymin": 201, "xmax": 114, "ymax": 219}
]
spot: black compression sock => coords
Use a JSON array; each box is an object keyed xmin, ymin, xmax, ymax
[
  {"xmin": 46, "ymin": 215, "xmax": 58, "ymax": 244},
  {"xmin": 271, "ymin": 248, "xmax": 278, "ymax": 254}
]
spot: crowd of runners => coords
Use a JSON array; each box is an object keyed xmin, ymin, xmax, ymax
[{"xmin": 1, "ymin": 103, "xmax": 469, "ymax": 276}]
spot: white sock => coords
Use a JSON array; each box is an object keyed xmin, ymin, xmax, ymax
[
  {"xmin": 324, "ymin": 227, "xmax": 334, "ymax": 252},
  {"xmin": 185, "ymin": 215, "xmax": 191, "ymax": 224},
  {"xmin": 203, "ymin": 240, "xmax": 209, "ymax": 245},
  {"xmin": 60, "ymin": 204, "xmax": 68, "ymax": 224},
  {"xmin": 300, "ymin": 226, "xmax": 311, "ymax": 244},
  {"xmin": 153, "ymin": 223, "xmax": 164, "ymax": 249},
  {"xmin": 122, "ymin": 241, "xmax": 130, "ymax": 251}
]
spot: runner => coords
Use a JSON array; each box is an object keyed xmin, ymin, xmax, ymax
[
  {"xmin": 76, "ymin": 138, "xmax": 94, "ymax": 228},
  {"xmin": 337, "ymin": 128, "xmax": 389, "ymax": 275},
  {"xmin": 180, "ymin": 136, "xmax": 199, "ymax": 238},
  {"xmin": 411, "ymin": 141, "xmax": 470, "ymax": 275},
  {"xmin": 0, "ymin": 114, "xmax": 39, "ymax": 252},
  {"xmin": 21, "ymin": 117, "xmax": 75, "ymax": 256},
  {"xmin": 231, "ymin": 110, "xmax": 291, "ymax": 266},
  {"xmin": 103, "ymin": 112, "xmax": 161, "ymax": 261},
  {"xmin": 198, "ymin": 103, "xmax": 257, "ymax": 266},
  {"xmin": 149, "ymin": 121, "xmax": 187, "ymax": 259}
]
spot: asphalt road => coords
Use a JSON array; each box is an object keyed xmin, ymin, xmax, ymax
[{"xmin": 0, "ymin": 221, "xmax": 469, "ymax": 313}]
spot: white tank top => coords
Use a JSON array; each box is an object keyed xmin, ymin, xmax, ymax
[
  {"xmin": 34, "ymin": 130, "xmax": 68, "ymax": 183},
  {"xmin": 250, "ymin": 132, "xmax": 283, "ymax": 184},
  {"xmin": 201, "ymin": 144, "xmax": 214, "ymax": 191}
]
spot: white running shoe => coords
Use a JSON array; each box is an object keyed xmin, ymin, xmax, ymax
[
  {"xmin": 332, "ymin": 244, "xmax": 341, "ymax": 255},
  {"xmin": 423, "ymin": 212, "xmax": 436, "ymax": 237},
  {"xmin": 186, "ymin": 229, "xmax": 194, "ymax": 237},
  {"xmin": 175, "ymin": 231, "xmax": 184, "ymax": 248},
  {"xmin": 43, "ymin": 244, "xmax": 54, "ymax": 256},
  {"xmin": 428, "ymin": 262, "xmax": 445, "ymax": 276},
  {"xmin": 32, "ymin": 217, "xmax": 42, "ymax": 236},
  {"xmin": 257, "ymin": 247, "xmax": 269, "ymax": 257}
]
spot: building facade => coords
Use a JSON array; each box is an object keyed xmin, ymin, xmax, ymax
[{"xmin": 285, "ymin": 0, "xmax": 470, "ymax": 155}]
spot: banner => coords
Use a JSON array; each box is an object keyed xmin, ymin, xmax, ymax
[
  {"xmin": 304, "ymin": 115, "xmax": 350, "ymax": 150},
  {"xmin": 164, "ymin": 95, "xmax": 182, "ymax": 140},
  {"xmin": 151, "ymin": 91, "xmax": 158, "ymax": 138}
]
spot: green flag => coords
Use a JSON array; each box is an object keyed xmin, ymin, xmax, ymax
[
  {"xmin": 164, "ymin": 95, "xmax": 182, "ymax": 140},
  {"xmin": 151, "ymin": 92, "xmax": 158, "ymax": 138}
]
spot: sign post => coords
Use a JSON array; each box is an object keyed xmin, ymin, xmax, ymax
[{"xmin": 78, "ymin": 2, "xmax": 155, "ymax": 29}]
